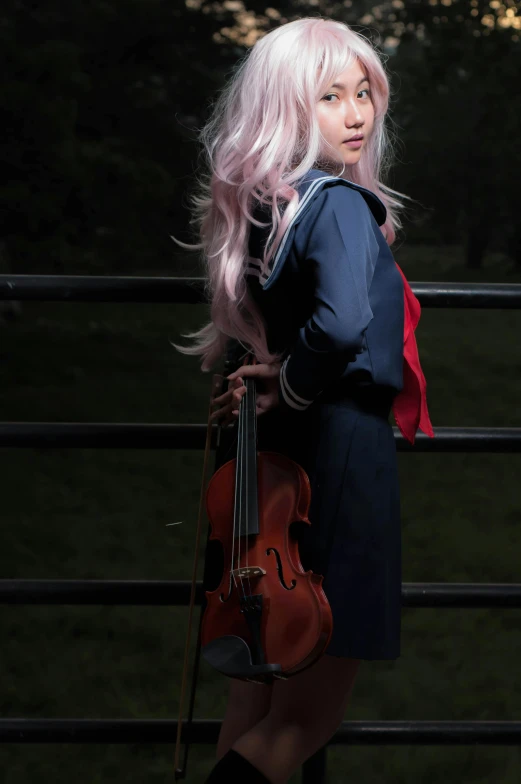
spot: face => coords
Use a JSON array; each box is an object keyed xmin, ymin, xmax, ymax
[{"xmin": 316, "ymin": 58, "xmax": 375, "ymax": 166}]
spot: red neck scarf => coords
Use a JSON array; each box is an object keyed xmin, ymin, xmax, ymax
[{"xmin": 392, "ymin": 262, "xmax": 435, "ymax": 445}]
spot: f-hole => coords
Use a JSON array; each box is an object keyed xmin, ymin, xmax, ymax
[{"xmin": 266, "ymin": 547, "xmax": 297, "ymax": 590}]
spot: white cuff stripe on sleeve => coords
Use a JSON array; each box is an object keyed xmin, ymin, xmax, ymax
[
  {"xmin": 282, "ymin": 359, "xmax": 313, "ymax": 405},
  {"xmin": 280, "ymin": 355, "xmax": 313, "ymax": 410}
]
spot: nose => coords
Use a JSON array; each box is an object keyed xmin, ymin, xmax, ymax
[{"xmin": 344, "ymin": 97, "xmax": 364, "ymax": 128}]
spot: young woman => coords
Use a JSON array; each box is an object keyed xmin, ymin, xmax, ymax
[{"xmin": 173, "ymin": 16, "xmax": 434, "ymax": 784}]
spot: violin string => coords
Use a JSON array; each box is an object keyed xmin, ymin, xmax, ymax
[
  {"xmin": 244, "ymin": 376, "xmax": 252, "ymax": 600},
  {"xmin": 234, "ymin": 380, "xmax": 244, "ymax": 595},
  {"xmin": 231, "ymin": 377, "xmax": 241, "ymax": 597},
  {"xmin": 239, "ymin": 374, "xmax": 251, "ymax": 600},
  {"xmin": 253, "ymin": 375, "xmax": 258, "ymax": 595},
  {"xmin": 236, "ymin": 373, "xmax": 248, "ymax": 601},
  {"xmin": 249, "ymin": 372, "xmax": 257, "ymax": 598}
]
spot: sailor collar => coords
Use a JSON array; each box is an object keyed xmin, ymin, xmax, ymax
[{"xmin": 248, "ymin": 168, "xmax": 387, "ymax": 292}]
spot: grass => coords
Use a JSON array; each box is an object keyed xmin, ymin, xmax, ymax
[{"xmin": 0, "ymin": 244, "xmax": 520, "ymax": 782}]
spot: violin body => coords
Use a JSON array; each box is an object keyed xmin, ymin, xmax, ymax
[
  {"xmin": 201, "ymin": 449, "xmax": 333, "ymax": 684},
  {"xmin": 173, "ymin": 356, "xmax": 334, "ymax": 780}
]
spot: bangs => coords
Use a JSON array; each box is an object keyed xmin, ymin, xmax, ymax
[{"xmin": 312, "ymin": 28, "xmax": 365, "ymax": 97}]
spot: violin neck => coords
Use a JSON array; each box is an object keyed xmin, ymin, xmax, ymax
[{"xmin": 234, "ymin": 376, "xmax": 259, "ymax": 538}]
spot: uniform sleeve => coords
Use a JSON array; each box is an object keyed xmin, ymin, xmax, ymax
[{"xmin": 278, "ymin": 186, "xmax": 379, "ymax": 412}]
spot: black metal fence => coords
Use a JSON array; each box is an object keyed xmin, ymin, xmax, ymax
[{"xmin": 1, "ymin": 274, "xmax": 521, "ymax": 782}]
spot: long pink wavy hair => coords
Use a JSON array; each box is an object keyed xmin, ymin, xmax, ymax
[{"xmin": 171, "ymin": 16, "xmax": 409, "ymax": 372}]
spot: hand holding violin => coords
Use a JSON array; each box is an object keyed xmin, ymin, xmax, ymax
[{"xmin": 210, "ymin": 361, "xmax": 281, "ymax": 426}]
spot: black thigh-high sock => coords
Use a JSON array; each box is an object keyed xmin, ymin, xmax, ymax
[{"xmin": 204, "ymin": 748, "xmax": 273, "ymax": 784}]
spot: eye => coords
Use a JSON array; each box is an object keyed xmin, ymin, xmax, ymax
[{"xmin": 322, "ymin": 89, "xmax": 371, "ymax": 103}]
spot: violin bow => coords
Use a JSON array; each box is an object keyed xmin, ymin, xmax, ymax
[
  {"xmin": 174, "ymin": 345, "xmax": 252, "ymax": 779},
  {"xmin": 173, "ymin": 369, "xmax": 215, "ymax": 779}
]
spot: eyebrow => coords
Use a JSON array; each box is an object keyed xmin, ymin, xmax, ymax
[{"xmin": 329, "ymin": 77, "xmax": 370, "ymax": 90}]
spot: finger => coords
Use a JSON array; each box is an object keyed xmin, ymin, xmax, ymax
[
  {"xmin": 227, "ymin": 377, "xmax": 244, "ymax": 391},
  {"xmin": 210, "ymin": 391, "xmax": 244, "ymax": 419},
  {"xmin": 211, "ymin": 388, "xmax": 233, "ymax": 406},
  {"xmin": 210, "ymin": 387, "xmax": 246, "ymax": 413},
  {"xmin": 233, "ymin": 387, "xmax": 247, "ymax": 403},
  {"xmin": 227, "ymin": 364, "xmax": 277, "ymax": 380},
  {"xmin": 213, "ymin": 384, "xmax": 246, "ymax": 407},
  {"xmin": 210, "ymin": 406, "xmax": 232, "ymax": 422},
  {"xmin": 213, "ymin": 378, "xmax": 246, "ymax": 401},
  {"xmin": 227, "ymin": 367, "xmax": 262, "ymax": 380}
]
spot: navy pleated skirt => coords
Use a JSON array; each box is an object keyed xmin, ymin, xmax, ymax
[{"xmin": 207, "ymin": 381, "xmax": 402, "ymax": 661}]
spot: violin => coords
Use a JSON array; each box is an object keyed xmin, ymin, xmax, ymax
[{"xmin": 174, "ymin": 350, "xmax": 332, "ymax": 779}]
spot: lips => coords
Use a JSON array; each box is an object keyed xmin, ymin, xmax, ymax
[{"xmin": 345, "ymin": 135, "xmax": 364, "ymax": 142}]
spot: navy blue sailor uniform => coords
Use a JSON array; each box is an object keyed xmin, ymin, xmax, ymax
[
  {"xmin": 245, "ymin": 169, "xmax": 404, "ymax": 410},
  {"xmin": 224, "ymin": 168, "xmax": 405, "ymax": 660}
]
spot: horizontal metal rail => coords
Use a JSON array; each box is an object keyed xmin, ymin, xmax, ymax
[
  {"xmin": 1, "ymin": 718, "xmax": 520, "ymax": 745},
  {"xmin": 2, "ymin": 273, "xmax": 520, "ymax": 771},
  {"xmin": 1, "ymin": 580, "xmax": 520, "ymax": 607},
  {"xmin": 1, "ymin": 275, "xmax": 521, "ymax": 308},
  {"xmin": 1, "ymin": 423, "xmax": 520, "ymax": 451}
]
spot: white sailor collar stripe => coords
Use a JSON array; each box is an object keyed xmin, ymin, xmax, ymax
[{"xmin": 249, "ymin": 172, "xmax": 386, "ymax": 292}]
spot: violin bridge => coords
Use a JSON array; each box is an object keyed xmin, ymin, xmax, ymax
[{"xmin": 232, "ymin": 566, "xmax": 266, "ymax": 579}]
